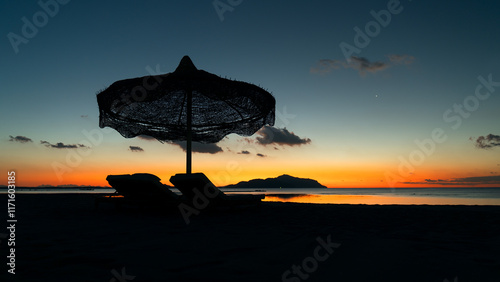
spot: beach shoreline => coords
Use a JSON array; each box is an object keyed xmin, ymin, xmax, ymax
[{"xmin": 1, "ymin": 194, "xmax": 499, "ymax": 281}]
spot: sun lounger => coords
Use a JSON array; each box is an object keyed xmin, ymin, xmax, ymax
[
  {"xmin": 95, "ymin": 173, "xmax": 180, "ymax": 209},
  {"xmin": 169, "ymin": 173, "xmax": 265, "ymax": 208}
]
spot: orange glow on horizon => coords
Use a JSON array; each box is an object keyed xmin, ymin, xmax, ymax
[{"xmin": 2, "ymin": 158, "xmax": 498, "ymax": 188}]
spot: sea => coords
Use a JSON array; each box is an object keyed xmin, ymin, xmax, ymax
[{"xmin": 2, "ymin": 187, "xmax": 500, "ymax": 205}]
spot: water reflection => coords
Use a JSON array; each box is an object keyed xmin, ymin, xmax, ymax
[{"xmin": 263, "ymin": 194, "xmax": 500, "ymax": 205}]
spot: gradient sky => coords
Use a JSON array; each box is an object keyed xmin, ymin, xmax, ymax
[{"xmin": 2, "ymin": 0, "xmax": 500, "ymax": 188}]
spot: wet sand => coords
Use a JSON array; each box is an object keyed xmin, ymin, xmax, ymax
[{"xmin": 2, "ymin": 194, "xmax": 500, "ymax": 281}]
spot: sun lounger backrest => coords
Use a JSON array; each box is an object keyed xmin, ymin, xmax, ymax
[
  {"xmin": 169, "ymin": 173, "xmax": 224, "ymax": 200},
  {"xmin": 106, "ymin": 173, "xmax": 179, "ymax": 200}
]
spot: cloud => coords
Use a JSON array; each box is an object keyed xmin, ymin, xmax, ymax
[
  {"xmin": 311, "ymin": 54, "xmax": 414, "ymax": 76},
  {"xmin": 387, "ymin": 54, "xmax": 415, "ymax": 65},
  {"xmin": 136, "ymin": 135, "xmax": 157, "ymax": 141},
  {"xmin": 346, "ymin": 56, "xmax": 389, "ymax": 76},
  {"xmin": 237, "ymin": 150, "xmax": 267, "ymax": 157},
  {"xmin": 9, "ymin": 135, "xmax": 33, "ymax": 143},
  {"xmin": 256, "ymin": 126, "xmax": 311, "ymax": 146},
  {"xmin": 403, "ymin": 175, "xmax": 500, "ymax": 186},
  {"xmin": 170, "ymin": 141, "xmax": 223, "ymax": 154},
  {"xmin": 472, "ymin": 134, "xmax": 500, "ymax": 149},
  {"xmin": 423, "ymin": 179, "xmax": 447, "ymax": 183},
  {"xmin": 81, "ymin": 115, "xmax": 88, "ymax": 118},
  {"xmin": 129, "ymin": 146, "xmax": 144, "ymax": 152},
  {"xmin": 41, "ymin": 141, "xmax": 89, "ymax": 149},
  {"xmin": 453, "ymin": 175, "xmax": 500, "ymax": 184}
]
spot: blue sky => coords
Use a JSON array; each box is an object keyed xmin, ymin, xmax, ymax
[{"xmin": 1, "ymin": 0, "xmax": 500, "ymax": 187}]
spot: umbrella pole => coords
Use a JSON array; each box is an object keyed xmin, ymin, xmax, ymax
[{"xmin": 186, "ymin": 89, "xmax": 192, "ymax": 174}]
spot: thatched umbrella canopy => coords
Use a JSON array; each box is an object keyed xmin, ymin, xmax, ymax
[{"xmin": 97, "ymin": 56, "xmax": 275, "ymax": 173}]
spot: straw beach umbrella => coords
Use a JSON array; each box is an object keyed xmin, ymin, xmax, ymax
[{"xmin": 97, "ymin": 56, "xmax": 275, "ymax": 174}]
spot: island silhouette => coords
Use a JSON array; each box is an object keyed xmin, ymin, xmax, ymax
[{"xmin": 224, "ymin": 174, "xmax": 326, "ymax": 189}]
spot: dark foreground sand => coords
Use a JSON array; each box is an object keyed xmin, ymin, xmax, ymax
[{"xmin": 1, "ymin": 194, "xmax": 500, "ymax": 282}]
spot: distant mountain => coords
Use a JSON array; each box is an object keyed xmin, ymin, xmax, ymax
[{"xmin": 225, "ymin": 174, "xmax": 326, "ymax": 188}]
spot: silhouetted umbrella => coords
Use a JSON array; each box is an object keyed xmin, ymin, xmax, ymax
[{"xmin": 97, "ymin": 56, "xmax": 275, "ymax": 174}]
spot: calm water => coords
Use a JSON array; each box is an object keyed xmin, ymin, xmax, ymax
[
  {"xmin": 2, "ymin": 187, "xmax": 500, "ymax": 205},
  {"xmin": 256, "ymin": 188, "xmax": 500, "ymax": 205}
]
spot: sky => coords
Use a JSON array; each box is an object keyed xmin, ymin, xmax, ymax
[{"xmin": 1, "ymin": 0, "xmax": 500, "ymax": 188}]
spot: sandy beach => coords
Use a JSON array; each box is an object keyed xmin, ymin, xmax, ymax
[{"xmin": 2, "ymin": 194, "xmax": 500, "ymax": 282}]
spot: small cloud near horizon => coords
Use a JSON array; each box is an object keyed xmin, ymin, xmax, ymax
[
  {"xmin": 403, "ymin": 175, "xmax": 500, "ymax": 186},
  {"xmin": 471, "ymin": 134, "xmax": 500, "ymax": 149},
  {"xmin": 170, "ymin": 141, "xmax": 223, "ymax": 154},
  {"xmin": 237, "ymin": 150, "xmax": 267, "ymax": 157},
  {"xmin": 256, "ymin": 126, "xmax": 311, "ymax": 146},
  {"xmin": 41, "ymin": 140, "xmax": 89, "ymax": 149},
  {"xmin": 129, "ymin": 146, "xmax": 144, "ymax": 152},
  {"xmin": 9, "ymin": 135, "xmax": 33, "ymax": 143},
  {"xmin": 311, "ymin": 54, "xmax": 414, "ymax": 76}
]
